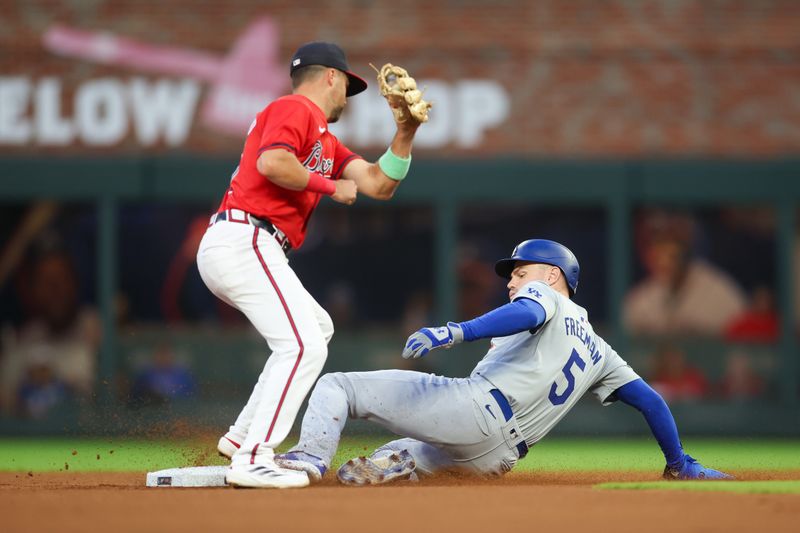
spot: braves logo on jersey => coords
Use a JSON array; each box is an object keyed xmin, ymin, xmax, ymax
[{"xmin": 302, "ymin": 140, "xmax": 334, "ymax": 177}]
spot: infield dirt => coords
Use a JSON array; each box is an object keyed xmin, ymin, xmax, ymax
[{"xmin": 3, "ymin": 471, "xmax": 799, "ymax": 533}]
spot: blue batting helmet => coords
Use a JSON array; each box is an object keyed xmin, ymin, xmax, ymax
[{"xmin": 494, "ymin": 239, "xmax": 580, "ymax": 296}]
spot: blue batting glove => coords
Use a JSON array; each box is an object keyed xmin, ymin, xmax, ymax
[{"xmin": 402, "ymin": 322, "xmax": 464, "ymax": 359}]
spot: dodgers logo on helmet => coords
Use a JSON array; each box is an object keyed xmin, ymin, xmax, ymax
[{"xmin": 494, "ymin": 239, "xmax": 580, "ymax": 296}]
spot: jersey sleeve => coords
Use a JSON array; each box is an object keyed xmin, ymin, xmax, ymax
[
  {"xmin": 331, "ymin": 140, "xmax": 363, "ymax": 180},
  {"xmin": 589, "ymin": 349, "xmax": 641, "ymax": 406},
  {"xmin": 258, "ymin": 99, "xmax": 312, "ymax": 155},
  {"xmin": 511, "ymin": 281, "xmax": 557, "ymax": 323}
]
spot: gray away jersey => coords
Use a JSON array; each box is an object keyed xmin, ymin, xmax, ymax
[{"xmin": 471, "ymin": 281, "xmax": 639, "ymax": 446}]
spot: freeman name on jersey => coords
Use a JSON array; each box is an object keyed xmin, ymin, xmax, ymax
[{"xmin": 563, "ymin": 316, "xmax": 602, "ymax": 365}]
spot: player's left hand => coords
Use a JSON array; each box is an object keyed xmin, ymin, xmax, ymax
[
  {"xmin": 331, "ymin": 179, "xmax": 358, "ymax": 205},
  {"xmin": 402, "ymin": 322, "xmax": 464, "ymax": 359},
  {"xmin": 372, "ymin": 63, "xmax": 432, "ymax": 126}
]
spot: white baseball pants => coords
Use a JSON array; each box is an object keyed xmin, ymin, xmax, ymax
[{"xmin": 197, "ymin": 216, "xmax": 333, "ymax": 466}]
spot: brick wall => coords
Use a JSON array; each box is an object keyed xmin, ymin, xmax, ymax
[{"xmin": 2, "ymin": 0, "xmax": 799, "ymax": 156}]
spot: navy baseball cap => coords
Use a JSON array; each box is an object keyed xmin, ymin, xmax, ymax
[{"xmin": 290, "ymin": 41, "xmax": 368, "ymax": 97}]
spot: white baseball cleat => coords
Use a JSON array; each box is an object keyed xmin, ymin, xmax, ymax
[
  {"xmin": 225, "ymin": 461, "xmax": 310, "ymax": 489},
  {"xmin": 337, "ymin": 449, "xmax": 417, "ymax": 486},
  {"xmin": 217, "ymin": 435, "xmax": 241, "ymax": 459}
]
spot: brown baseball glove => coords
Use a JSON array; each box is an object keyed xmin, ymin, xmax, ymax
[{"xmin": 371, "ymin": 63, "xmax": 432, "ymax": 123}]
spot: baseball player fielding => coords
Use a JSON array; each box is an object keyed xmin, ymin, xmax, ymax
[{"xmin": 197, "ymin": 41, "xmax": 425, "ymax": 488}]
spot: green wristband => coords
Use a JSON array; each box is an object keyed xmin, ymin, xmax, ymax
[{"xmin": 378, "ymin": 147, "xmax": 412, "ymax": 181}]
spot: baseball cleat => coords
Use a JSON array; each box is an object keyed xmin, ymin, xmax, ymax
[
  {"xmin": 336, "ymin": 449, "xmax": 417, "ymax": 486},
  {"xmin": 225, "ymin": 462, "xmax": 310, "ymax": 489},
  {"xmin": 663, "ymin": 455, "xmax": 734, "ymax": 480},
  {"xmin": 217, "ymin": 435, "xmax": 241, "ymax": 459},
  {"xmin": 275, "ymin": 451, "xmax": 327, "ymax": 482}
]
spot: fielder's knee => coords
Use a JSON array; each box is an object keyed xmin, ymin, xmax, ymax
[
  {"xmin": 300, "ymin": 340, "xmax": 326, "ymax": 373},
  {"xmin": 319, "ymin": 314, "xmax": 334, "ymax": 345}
]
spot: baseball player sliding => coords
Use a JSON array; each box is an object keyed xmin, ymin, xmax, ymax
[
  {"xmin": 274, "ymin": 239, "xmax": 733, "ymax": 485},
  {"xmin": 197, "ymin": 42, "xmax": 427, "ymax": 488}
]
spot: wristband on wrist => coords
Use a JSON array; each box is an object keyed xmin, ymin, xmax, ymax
[
  {"xmin": 446, "ymin": 322, "xmax": 465, "ymax": 344},
  {"xmin": 304, "ymin": 172, "xmax": 336, "ymax": 195},
  {"xmin": 378, "ymin": 147, "xmax": 412, "ymax": 181}
]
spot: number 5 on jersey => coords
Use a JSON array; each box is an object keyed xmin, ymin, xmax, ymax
[{"xmin": 548, "ymin": 348, "xmax": 586, "ymax": 406}]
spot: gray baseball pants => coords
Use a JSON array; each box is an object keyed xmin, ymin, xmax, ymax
[{"xmin": 289, "ymin": 370, "xmax": 527, "ymax": 476}]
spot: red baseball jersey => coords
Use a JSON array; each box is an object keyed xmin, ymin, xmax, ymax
[{"xmin": 217, "ymin": 94, "xmax": 362, "ymax": 249}]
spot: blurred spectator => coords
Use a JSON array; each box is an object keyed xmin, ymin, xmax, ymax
[
  {"xmin": 129, "ymin": 344, "xmax": 196, "ymax": 407},
  {"xmin": 0, "ymin": 202, "xmax": 59, "ymax": 289},
  {"xmin": 160, "ymin": 214, "xmax": 213, "ymax": 323},
  {"xmin": 158, "ymin": 210, "xmax": 249, "ymax": 325},
  {"xmin": 323, "ymin": 281, "xmax": 357, "ymax": 330},
  {"xmin": 716, "ymin": 350, "xmax": 765, "ymax": 401},
  {"xmin": 624, "ymin": 211, "xmax": 746, "ymax": 337},
  {"xmin": 794, "ymin": 232, "xmax": 800, "ymax": 330},
  {"xmin": 15, "ymin": 358, "xmax": 72, "ymax": 419},
  {"xmin": 457, "ymin": 244, "xmax": 501, "ymax": 320},
  {"xmin": 724, "ymin": 285, "xmax": 779, "ymax": 343},
  {"xmin": 0, "ymin": 248, "xmax": 100, "ymax": 413},
  {"xmin": 649, "ymin": 344, "xmax": 709, "ymax": 402},
  {"xmin": 715, "ymin": 207, "xmax": 776, "ymax": 292},
  {"xmin": 402, "ymin": 290, "xmax": 434, "ymax": 334}
]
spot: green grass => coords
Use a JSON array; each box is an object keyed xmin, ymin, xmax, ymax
[
  {"xmin": 0, "ymin": 438, "xmax": 222, "ymax": 472},
  {"xmin": 597, "ymin": 480, "xmax": 800, "ymax": 494},
  {"xmin": 1, "ymin": 437, "xmax": 798, "ymax": 474},
  {"xmin": 0, "ymin": 436, "xmax": 392, "ymax": 473},
  {"xmin": 515, "ymin": 438, "xmax": 800, "ymax": 472}
]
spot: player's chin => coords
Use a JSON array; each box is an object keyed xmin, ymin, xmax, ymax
[{"xmin": 328, "ymin": 105, "xmax": 344, "ymax": 123}]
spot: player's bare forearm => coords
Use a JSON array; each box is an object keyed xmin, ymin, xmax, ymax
[
  {"xmin": 257, "ymin": 149, "xmax": 312, "ymax": 191},
  {"xmin": 341, "ymin": 159, "xmax": 398, "ymax": 200},
  {"xmin": 360, "ymin": 126, "xmax": 419, "ymax": 199},
  {"xmin": 365, "ymin": 163, "xmax": 401, "ymax": 199},
  {"xmin": 341, "ymin": 124, "xmax": 419, "ymax": 200},
  {"xmin": 388, "ymin": 122, "xmax": 419, "ymax": 157}
]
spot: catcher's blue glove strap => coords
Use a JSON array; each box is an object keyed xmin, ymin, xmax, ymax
[
  {"xmin": 614, "ymin": 379, "xmax": 684, "ymax": 469},
  {"xmin": 457, "ymin": 298, "xmax": 546, "ymax": 342}
]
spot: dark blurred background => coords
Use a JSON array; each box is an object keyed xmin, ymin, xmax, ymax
[{"xmin": 1, "ymin": 0, "xmax": 798, "ymax": 436}]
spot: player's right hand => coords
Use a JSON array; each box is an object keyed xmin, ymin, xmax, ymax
[
  {"xmin": 402, "ymin": 322, "xmax": 464, "ymax": 359},
  {"xmin": 331, "ymin": 179, "xmax": 358, "ymax": 205}
]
